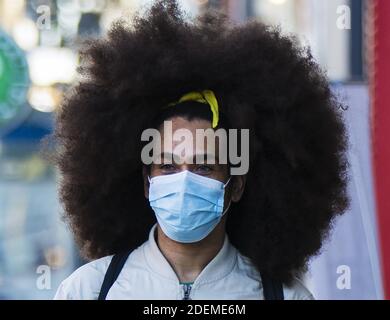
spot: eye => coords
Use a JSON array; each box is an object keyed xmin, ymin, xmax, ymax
[
  {"xmin": 195, "ymin": 165, "xmax": 213, "ymax": 175},
  {"xmin": 160, "ymin": 164, "xmax": 176, "ymax": 172}
]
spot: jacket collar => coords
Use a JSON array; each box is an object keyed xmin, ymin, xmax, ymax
[{"xmin": 143, "ymin": 223, "xmax": 237, "ymax": 286}]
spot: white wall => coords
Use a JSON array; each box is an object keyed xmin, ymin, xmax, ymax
[{"xmin": 306, "ymin": 83, "xmax": 383, "ymax": 300}]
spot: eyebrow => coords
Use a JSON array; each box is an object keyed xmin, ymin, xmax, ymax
[
  {"xmin": 159, "ymin": 152, "xmax": 179, "ymax": 163},
  {"xmin": 158, "ymin": 152, "xmax": 219, "ymax": 164},
  {"xmin": 193, "ymin": 153, "xmax": 219, "ymax": 163}
]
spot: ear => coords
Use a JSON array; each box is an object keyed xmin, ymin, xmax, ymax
[
  {"xmin": 230, "ymin": 174, "xmax": 246, "ymax": 203},
  {"xmin": 142, "ymin": 165, "xmax": 150, "ymax": 199}
]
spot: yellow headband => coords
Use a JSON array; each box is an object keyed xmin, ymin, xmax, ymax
[{"xmin": 167, "ymin": 90, "xmax": 219, "ymax": 128}]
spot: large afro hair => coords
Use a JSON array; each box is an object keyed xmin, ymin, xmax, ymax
[{"xmin": 54, "ymin": 0, "xmax": 349, "ymax": 283}]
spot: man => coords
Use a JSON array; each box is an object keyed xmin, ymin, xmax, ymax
[{"xmin": 53, "ymin": 0, "xmax": 348, "ymax": 300}]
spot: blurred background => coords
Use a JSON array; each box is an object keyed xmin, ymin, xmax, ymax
[{"xmin": 0, "ymin": 0, "xmax": 389, "ymax": 299}]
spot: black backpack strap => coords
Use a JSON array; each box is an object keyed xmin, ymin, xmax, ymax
[
  {"xmin": 260, "ymin": 273, "xmax": 284, "ymax": 300},
  {"xmin": 97, "ymin": 251, "xmax": 131, "ymax": 300}
]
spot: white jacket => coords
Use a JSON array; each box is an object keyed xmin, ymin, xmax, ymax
[{"xmin": 54, "ymin": 223, "xmax": 314, "ymax": 300}]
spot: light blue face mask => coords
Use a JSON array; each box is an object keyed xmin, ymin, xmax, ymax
[{"xmin": 148, "ymin": 170, "xmax": 231, "ymax": 243}]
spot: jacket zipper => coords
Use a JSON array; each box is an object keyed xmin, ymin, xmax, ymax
[{"xmin": 182, "ymin": 283, "xmax": 192, "ymax": 300}]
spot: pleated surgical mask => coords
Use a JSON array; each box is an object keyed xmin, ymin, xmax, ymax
[{"xmin": 148, "ymin": 170, "xmax": 231, "ymax": 243}]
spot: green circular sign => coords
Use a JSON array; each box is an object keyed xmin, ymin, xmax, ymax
[{"xmin": 0, "ymin": 28, "xmax": 30, "ymax": 134}]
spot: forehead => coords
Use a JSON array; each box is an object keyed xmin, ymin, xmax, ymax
[
  {"xmin": 166, "ymin": 116, "xmax": 211, "ymax": 132},
  {"xmin": 156, "ymin": 116, "xmax": 227, "ymax": 161}
]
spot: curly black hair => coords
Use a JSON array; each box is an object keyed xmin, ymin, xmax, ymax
[{"xmin": 54, "ymin": 0, "xmax": 349, "ymax": 283}]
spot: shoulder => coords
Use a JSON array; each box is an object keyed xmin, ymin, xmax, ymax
[
  {"xmin": 283, "ymin": 277, "xmax": 315, "ymax": 300},
  {"xmin": 54, "ymin": 241, "xmax": 148, "ymax": 300},
  {"xmin": 53, "ymin": 255, "xmax": 113, "ymax": 300},
  {"xmin": 235, "ymin": 252, "xmax": 314, "ymax": 300}
]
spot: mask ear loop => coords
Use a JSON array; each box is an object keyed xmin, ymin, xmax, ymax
[
  {"xmin": 223, "ymin": 176, "xmax": 231, "ymax": 188},
  {"xmin": 221, "ymin": 175, "xmax": 232, "ymax": 217},
  {"xmin": 221, "ymin": 199, "xmax": 231, "ymax": 217}
]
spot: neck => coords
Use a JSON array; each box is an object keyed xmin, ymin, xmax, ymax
[{"xmin": 155, "ymin": 218, "xmax": 226, "ymax": 283}]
